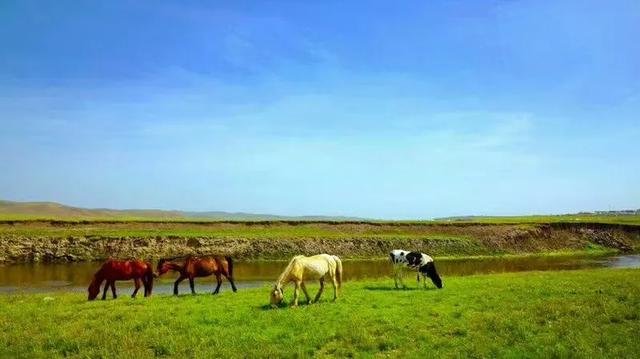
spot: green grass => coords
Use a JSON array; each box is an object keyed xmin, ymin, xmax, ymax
[
  {"xmin": 2, "ymin": 215, "xmax": 639, "ymax": 240},
  {"xmin": 1, "ymin": 268, "xmax": 638, "ymax": 358},
  {"xmin": 447, "ymin": 214, "xmax": 640, "ymax": 225},
  {"xmin": 435, "ymin": 246, "xmax": 619, "ymax": 260},
  {"xmin": 0, "ymin": 223, "xmax": 471, "ymax": 241}
]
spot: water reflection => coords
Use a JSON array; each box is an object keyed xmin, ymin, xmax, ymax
[{"xmin": 0, "ymin": 254, "xmax": 638, "ymax": 294}]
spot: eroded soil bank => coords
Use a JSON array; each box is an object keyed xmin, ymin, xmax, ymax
[{"xmin": 0, "ymin": 221, "xmax": 638, "ymax": 263}]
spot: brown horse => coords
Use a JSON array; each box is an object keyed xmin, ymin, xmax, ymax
[
  {"xmin": 88, "ymin": 259, "xmax": 154, "ymax": 300},
  {"xmin": 156, "ymin": 256, "xmax": 237, "ymax": 295}
]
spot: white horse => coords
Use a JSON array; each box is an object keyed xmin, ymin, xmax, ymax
[{"xmin": 270, "ymin": 254, "xmax": 343, "ymax": 307}]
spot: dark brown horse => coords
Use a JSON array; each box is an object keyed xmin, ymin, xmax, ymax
[
  {"xmin": 88, "ymin": 259, "xmax": 154, "ymax": 300},
  {"xmin": 156, "ymin": 256, "xmax": 237, "ymax": 295}
]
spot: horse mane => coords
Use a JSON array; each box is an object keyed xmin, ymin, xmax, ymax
[
  {"xmin": 87, "ymin": 269, "xmax": 104, "ymax": 299},
  {"xmin": 89, "ymin": 272, "xmax": 101, "ymax": 286},
  {"xmin": 275, "ymin": 256, "xmax": 302, "ymax": 288}
]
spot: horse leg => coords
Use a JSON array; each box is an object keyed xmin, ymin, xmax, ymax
[
  {"xmin": 102, "ymin": 280, "xmax": 109, "ymax": 300},
  {"xmin": 300, "ymin": 282, "xmax": 311, "ymax": 304},
  {"xmin": 393, "ymin": 266, "xmax": 399, "ymax": 289},
  {"xmin": 292, "ymin": 281, "xmax": 301, "ymax": 307},
  {"xmin": 132, "ymin": 278, "xmax": 141, "ymax": 298},
  {"xmin": 223, "ymin": 273, "xmax": 238, "ymax": 293},
  {"xmin": 142, "ymin": 277, "xmax": 149, "ymax": 297},
  {"xmin": 213, "ymin": 274, "xmax": 222, "ymax": 295},
  {"xmin": 189, "ymin": 277, "xmax": 196, "ymax": 295},
  {"xmin": 314, "ymin": 278, "xmax": 325, "ymax": 303},
  {"xmin": 174, "ymin": 276, "xmax": 185, "ymax": 296},
  {"xmin": 110, "ymin": 281, "xmax": 117, "ymax": 299},
  {"xmin": 331, "ymin": 275, "xmax": 338, "ymax": 301}
]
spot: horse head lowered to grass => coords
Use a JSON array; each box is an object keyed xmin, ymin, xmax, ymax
[
  {"xmin": 389, "ymin": 249, "xmax": 443, "ymax": 289},
  {"xmin": 270, "ymin": 254, "xmax": 342, "ymax": 308},
  {"xmin": 88, "ymin": 259, "xmax": 154, "ymax": 300}
]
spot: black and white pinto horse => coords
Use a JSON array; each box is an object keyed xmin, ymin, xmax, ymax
[{"xmin": 389, "ymin": 249, "xmax": 443, "ymax": 289}]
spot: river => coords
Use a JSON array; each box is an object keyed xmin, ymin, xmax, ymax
[{"xmin": 1, "ymin": 253, "xmax": 638, "ymax": 294}]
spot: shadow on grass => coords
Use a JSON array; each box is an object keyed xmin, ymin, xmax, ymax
[
  {"xmin": 363, "ymin": 285, "xmax": 436, "ymax": 291},
  {"xmin": 257, "ymin": 299, "xmax": 335, "ymax": 311},
  {"xmin": 165, "ymin": 293, "xmax": 217, "ymax": 298}
]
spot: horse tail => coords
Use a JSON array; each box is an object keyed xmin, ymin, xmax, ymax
[
  {"xmin": 144, "ymin": 264, "xmax": 154, "ymax": 295},
  {"xmin": 333, "ymin": 255, "xmax": 343, "ymax": 289},
  {"xmin": 225, "ymin": 256, "xmax": 234, "ymax": 278}
]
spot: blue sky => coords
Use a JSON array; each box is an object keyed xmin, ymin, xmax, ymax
[{"xmin": 1, "ymin": 0, "xmax": 639, "ymax": 219}]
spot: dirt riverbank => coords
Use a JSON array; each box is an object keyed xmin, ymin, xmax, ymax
[{"xmin": 0, "ymin": 221, "xmax": 638, "ymax": 263}]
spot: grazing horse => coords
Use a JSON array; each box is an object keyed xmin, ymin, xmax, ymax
[
  {"xmin": 389, "ymin": 249, "xmax": 443, "ymax": 289},
  {"xmin": 270, "ymin": 254, "xmax": 342, "ymax": 308},
  {"xmin": 156, "ymin": 256, "xmax": 237, "ymax": 295},
  {"xmin": 87, "ymin": 259, "xmax": 154, "ymax": 300}
]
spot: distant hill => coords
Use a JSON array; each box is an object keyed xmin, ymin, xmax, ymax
[
  {"xmin": 0, "ymin": 200, "xmax": 367, "ymax": 221},
  {"xmin": 435, "ymin": 210, "xmax": 640, "ymax": 222}
]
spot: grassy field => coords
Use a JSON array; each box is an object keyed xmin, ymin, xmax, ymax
[
  {"xmin": 0, "ymin": 222, "xmax": 473, "ymax": 241},
  {"xmin": 448, "ymin": 214, "xmax": 640, "ymax": 226},
  {"xmin": 2, "ymin": 216, "xmax": 639, "ymax": 240},
  {"xmin": 0, "ymin": 268, "xmax": 638, "ymax": 358}
]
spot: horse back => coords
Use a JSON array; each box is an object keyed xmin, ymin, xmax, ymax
[
  {"xmin": 100, "ymin": 260, "xmax": 149, "ymax": 280},
  {"xmin": 188, "ymin": 256, "xmax": 228, "ymax": 277},
  {"xmin": 300, "ymin": 255, "xmax": 334, "ymax": 278}
]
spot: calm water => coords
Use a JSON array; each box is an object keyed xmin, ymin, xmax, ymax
[{"xmin": 0, "ymin": 254, "xmax": 638, "ymax": 294}]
